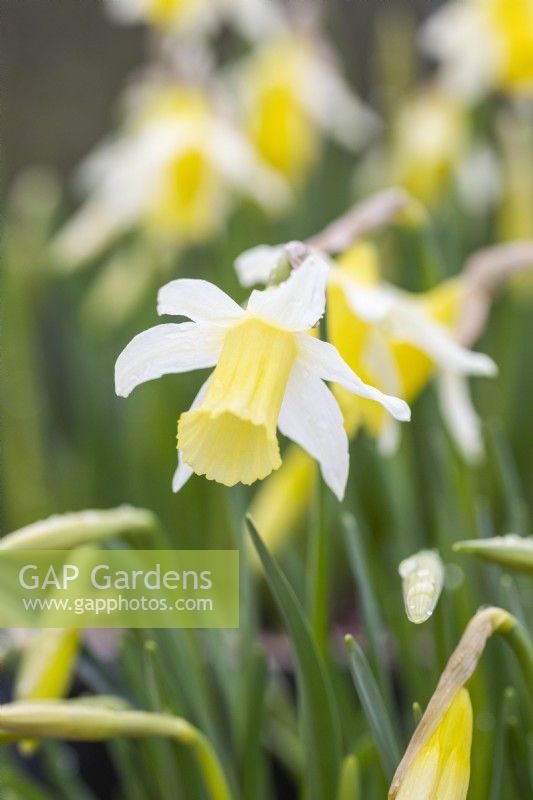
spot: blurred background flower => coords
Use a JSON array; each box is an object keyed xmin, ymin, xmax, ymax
[
  {"xmin": 53, "ymin": 78, "xmax": 290, "ymax": 267},
  {"xmin": 422, "ymin": 0, "xmax": 533, "ymax": 101}
]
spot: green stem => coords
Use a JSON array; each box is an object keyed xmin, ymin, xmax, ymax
[
  {"xmin": 500, "ymin": 620, "xmax": 533, "ymax": 700},
  {"xmin": 307, "ymin": 475, "xmax": 330, "ymax": 659},
  {"xmin": 341, "ymin": 513, "xmax": 393, "ymax": 708},
  {"xmin": 190, "ymin": 731, "xmax": 233, "ymax": 800},
  {"xmin": 0, "ymin": 702, "xmax": 233, "ymax": 800}
]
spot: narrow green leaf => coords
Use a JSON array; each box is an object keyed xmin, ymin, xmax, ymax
[
  {"xmin": 264, "ymin": 681, "xmax": 303, "ymax": 779},
  {"xmin": 109, "ymin": 740, "xmax": 151, "ymax": 800},
  {"xmin": 307, "ymin": 467, "xmax": 331, "ymax": 659},
  {"xmin": 242, "ymin": 646, "xmax": 268, "ymax": 800},
  {"xmin": 142, "ymin": 639, "xmax": 183, "ymax": 800},
  {"xmin": 506, "ymin": 715, "xmax": 533, "ymax": 795},
  {"xmin": 487, "ymin": 423, "xmax": 529, "ymax": 536},
  {"xmin": 247, "ymin": 516, "xmax": 342, "ymax": 800},
  {"xmin": 0, "ymin": 749, "xmax": 57, "ymax": 800},
  {"xmin": 344, "ymin": 635, "xmax": 401, "ymax": 782},
  {"xmin": 42, "ymin": 741, "xmax": 99, "ymax": 800},
  {"xmin": 489, "ymin": 688, "xmax": 515, "ymax": 800},
  {"xmin": 341, "ymin": 514, "xmax": 392, "ymax": 700}
]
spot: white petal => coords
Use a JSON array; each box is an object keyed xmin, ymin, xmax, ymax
[
  {"xmin": 172, "ymin": 459, "xmax": 194, "ymax": 493},
  {"xmin": 298, "ymin": 335, "xmax": 411, "ymax": 422},
  {"xmin": 278, "ymin": 362, "xmax": 348, "ymax": 500},
  {"xmin": 157, "ymin": 279, "xmax": 244, "ymax": 321},
  {"xmin": 77, "ymin": 128, "xmax": 171, "ymax": 223},
  {"xmin": 115, "ymin": 322, "xmax": 224, "ymax": 398},
  {"xmin": 56, "ymin": 124, "xmax": 180, "ymax": 265},
  {"xmin": 246, "ymin": 252, "xmax": 329, "ymax": 331},
  {"xmin": 362, "ymin": 330, "xmax": 403, "ymax": 457},
  {"xmin": 234, "ymin": 244, "xmax": 285, "ymax": 287},
  {"xmin": 173, "ymin": 377, "xmax": 211, "ymax": 492},
  {"xmin": 389, "ymin": 305, "xmax": 497, "ymax": 377},
  {"xmin": 332, "ymin": 271, "xmax": 395, "ymax": 322},
  {"xmin": 437, "ymin": 371, "xmax": 484, "ymax": 463}
]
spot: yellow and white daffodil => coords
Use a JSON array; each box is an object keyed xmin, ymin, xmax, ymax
[
  {"xmin": 421, "ymin": 0, "xmax": 533, "ymax": 101},
  {"xmin": 54, "ymin": 85, "xmax": 289, "ymax": 266},
  {"xmin": 327, "ymin": 245, "xmax": 497, "ymax": 459},
  {"xmin": 115, "ymin": 253, "xmax": 410, "ymax": 498},
  {"xmin": 236, "ymin": 240, "xmax": 497, "ymax": 460},
  {"xmin": 363, "ymin": 89, "xmax": 501, "ymax": 210},
  {"xmin": 105, "ymin": 0, "xmax": 284, "ymax": 41},
  {"xmin": 232, "ymin": 34, "xmax": 377, "ymax": 182},
  {"xmin": 238, "ymin": 241, "xmax": 496, "ymax": 552}
]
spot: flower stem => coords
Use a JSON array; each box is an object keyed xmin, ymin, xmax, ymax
[
  {"xmin": 499, "ymin": 619, "xmax": 533, "ymax": 700},
  {"xmin": 307, "ymin": 474, "xmax": 330, "ymax": 659},
  {"xmin": 0, "ymin": 701, "xmax": 233, "ymax": 800}
]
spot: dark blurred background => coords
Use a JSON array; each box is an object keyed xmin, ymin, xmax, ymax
[{"xmin": 2, "ymin": 0, "xmax": 444, "ymax": 184}]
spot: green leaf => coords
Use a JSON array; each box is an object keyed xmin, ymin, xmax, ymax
[
  {"xmin": 344, "ymin": 635, "xmax": 400, "ymax": 782},
  {"xmin": 487, "ymin": 423, "xmax": 529, "ymax": 536},
  {"xmin": 0, "ymin": 749, "xmax": 57, "ymax": 800},
  {"xmin": 241, "ymin": 646, "xmax": 268, "ymax": 800},
  {"xmin": 341, "ymin": 513, "xmax": 392, "ymax": 700},
  {"xmin": 337, "ymin": 754, "xmax": 360, "ymax": 800},
  {"xmin": 247, "ymin": 516, "xmax": 342, "ymax": 800}
]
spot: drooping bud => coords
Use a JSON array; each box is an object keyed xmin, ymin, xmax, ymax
[
  {"xmin": 389, "ymin": 606, "xmax": 532, "ymax": 799},
  {"xmin": 454, "ymin": 534, "xmax": 533, "ymax": 574},
  {"xmin": 0, "ymin": 506, "xmax": 157, "ymax": 551}
]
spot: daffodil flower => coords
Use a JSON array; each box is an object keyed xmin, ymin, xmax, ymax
[
  {"xmin": 421, "ymin": 0, "xmax": 533, "ymax": 101},
  {"xmin": 362, "ymin": 92, "xmax": 501, "ymax": 212},
  {"xmin": 115, "ymin": 255, "xmax": 410, "ymax": 498},
  {"xmin": 54, "ymin": 86, "xmax": 290, "ymax": 267},
  {"xmin": 231, "ymin": 34, "xmax": 377, "ymax": 181},
  {"xmin": 235, "ymin": 240, "xmax": 497, "ymax": 460}
]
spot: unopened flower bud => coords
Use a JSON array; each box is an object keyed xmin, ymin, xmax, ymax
[{"xmin": 399, "ymin": 550, "xmax": 444, "ymax": 624}]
